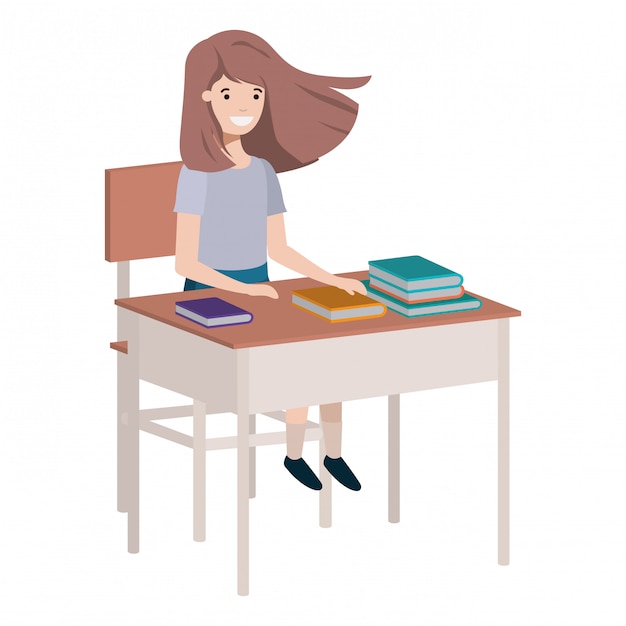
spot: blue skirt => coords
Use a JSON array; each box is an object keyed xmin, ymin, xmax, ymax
[{"xmin": 184, "ymin": 263, "xmax": 269, "ymax": 291}]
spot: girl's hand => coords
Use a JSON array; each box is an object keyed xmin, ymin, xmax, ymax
[
  {"xmin": 246, "ymin": 284, "xmax": 279, "ymax": 299},
  {"xmin": 332, "ymin": 277, "xmax": 368, "ymax": 296}
]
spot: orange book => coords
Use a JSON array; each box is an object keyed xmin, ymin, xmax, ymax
[{"xmin": 292, "ymin": 285, "xmax": 387, "ymax": 322}]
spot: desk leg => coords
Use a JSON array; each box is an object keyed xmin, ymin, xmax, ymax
[
  {"xmin": 388, "ymin": 395, "xmax": 400, "ymax": 524},
  {"xmin": 236, "ymin": 350, "xmax": 250, "ymax": 596},
  {"xmin": 193, "ymin": 400, "xmax": 207, "ymax": 542},
  {"xmin": 498, "ymin": 319, "xmax": 510, "ymax": 565},
  {"xmin": 249, "ymin": 414, "xmax": 256, "ymax": 499},
  {"xmin": 118, "ymin": 311, "xmax": 139, "ymax": 553}
]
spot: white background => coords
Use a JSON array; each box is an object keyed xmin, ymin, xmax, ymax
[{"xmin": 2, "ymin": 1, "xmax": 625, "ymax": 623}]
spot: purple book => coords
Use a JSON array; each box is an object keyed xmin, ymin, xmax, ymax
[{"xmin": 175, "ymin": 297, "xmax": 253, "ymax": 328}]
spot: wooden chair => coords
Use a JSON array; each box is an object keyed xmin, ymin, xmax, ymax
[{"xmin": 105, "ymin": 161, "xmax": 327, "ymax": 552}]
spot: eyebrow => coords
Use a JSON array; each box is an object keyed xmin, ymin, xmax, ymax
[{"xmin": 219, "ymin": 87, "xmax": 263, "ymax": 93}]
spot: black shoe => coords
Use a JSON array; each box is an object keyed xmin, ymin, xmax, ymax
[
  {"xmin": 323, "ymin": 456, "xmax": 361, "ymax": 491},
  {"xmin": 284, "ymin": 457, "xmax": 323, "ymax": 490}
]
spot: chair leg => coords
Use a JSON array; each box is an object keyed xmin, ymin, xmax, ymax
[
  {"xmin": 127, "ymin": 404, "xmax": 140, "ymax": 553},
  {"xmin": 117, "ymin": 355, "xmax": 130, "ymax": 514},
  {"xmin": 116, "ymin": 262, "xmax": 132, "ymax": 515},
  {"xmin": 193, "ymin": 400, "xmax": 207, "ymax": 542},
  {"xmin": 319, "ymin": 427, "xmax": 332, "ymax": 528}
]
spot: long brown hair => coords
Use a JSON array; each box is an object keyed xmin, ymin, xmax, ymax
[{"xmin": 180, "ymin": 31, "xmax": 370, "ymax": 173}]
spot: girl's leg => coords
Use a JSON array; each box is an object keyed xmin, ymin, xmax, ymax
[
  {"xmin": 319, "ymin": 402, "xmax": 342, "ymax": 459},
  {"xmin": 320, "ymin": 403, "xmax": 361, "ymax": 491},
  {"xmin": 284, "ymin": 407, "xmax": 322, "ymax": 490},
  {"xmin": 285, "ymin": 407, "xmax": 308, "ymax": 460},
  {"xmin": 283, "ymin": 404, "xmax": 361, "ymax": 491}
]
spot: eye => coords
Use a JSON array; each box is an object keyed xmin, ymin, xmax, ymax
[
  {"xmin": 223, "ymin": 93, "xmax": 230, "ymax": 100},
  {"xmin": 253, "ymin": 94, "xmax": 260, "ymax": 100}
]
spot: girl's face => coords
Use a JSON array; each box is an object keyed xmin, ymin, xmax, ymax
[{"xmin": 202, "ymin": 75, "xmax": 265, "ymax": 137}]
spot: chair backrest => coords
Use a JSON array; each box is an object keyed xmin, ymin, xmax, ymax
[
  {"xmin": 106, "ymin": 161, "xmax": 183, "ymax": 353},
  {"xmin": 105, "ymin": 161, "xmax": 183, "ymax": 263}
]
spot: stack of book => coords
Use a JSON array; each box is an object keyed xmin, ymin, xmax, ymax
[{"xmin": 364, "ymin": 255, "xmax": 482, "ymax": 317}]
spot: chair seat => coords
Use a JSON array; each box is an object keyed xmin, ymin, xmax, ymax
[{"xmin": 110, "ymin": 340, "xmax": 128, "ymax": 354}]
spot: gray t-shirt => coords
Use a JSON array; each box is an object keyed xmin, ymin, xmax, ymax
[{"xmin": 173, "ymin": 157, "xmax": 287, "ymax": 270}]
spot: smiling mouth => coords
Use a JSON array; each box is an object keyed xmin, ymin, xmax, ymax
[{"xmin": 230, "ymin": 116, "xmax": 254, "ymax": 127}]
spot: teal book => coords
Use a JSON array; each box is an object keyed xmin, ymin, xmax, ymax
[
  {"xmin": 368, "ymin": 255, "xmax": 463, "ymax": 291},
  {"xmin": 364, "ymin": 281, "xmax": 481, "ymax": 317}
]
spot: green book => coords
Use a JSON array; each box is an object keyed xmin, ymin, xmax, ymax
[
  {"xmin": 368, "ymin": 255, "xmax": 463, "ymax": 291},
  {"xmin": 365, "ymin": 281, "xmax": 481, "ymax": 317}
]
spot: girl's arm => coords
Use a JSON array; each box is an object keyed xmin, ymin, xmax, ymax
[
  {"xmin": 175, "ymin": 213, "xmax": 278, "ymax": 298},
  {"xmin": 267, "ymin": 213, "xmax": 367, "ymax": 295}
]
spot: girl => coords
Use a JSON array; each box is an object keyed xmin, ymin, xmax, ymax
[{"xmin": 174, "ymin": 30, "xmax": 369, "ymax": 491}]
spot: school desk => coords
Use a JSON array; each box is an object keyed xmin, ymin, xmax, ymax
[{"xmin": 114, "ymin": 271, "xmax": 520, "ymax": 595}]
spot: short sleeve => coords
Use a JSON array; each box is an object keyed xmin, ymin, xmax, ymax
[
  {"xmin": 260, "ymin": 159, "xmax": 287, "ymax": 216},
  {"xmin": 173, "ymin": 165, "xmax": 207, "ymax": 215}
]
